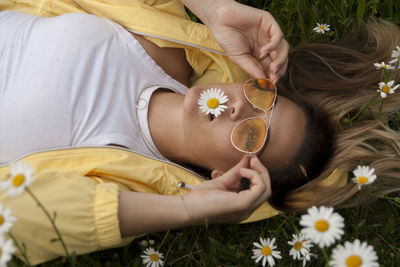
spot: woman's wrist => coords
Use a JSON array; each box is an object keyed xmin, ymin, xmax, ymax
[{"xmin": 180, "ymin": 0, "xmax": 228, "ymax": 27}]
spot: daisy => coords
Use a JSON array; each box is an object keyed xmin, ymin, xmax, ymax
[
  {"xmin": 252, "ymin": 237, "xmax": 282, "ymax": 267},
  {"xmin": 197, "ymin": 88, "xmax": 229, "ymax": 117},
  {"xmin": 300, "ymin": 206, "xmax": 344, "ymax": 248},
  {"xmin": 140, "ymin": 247, "xmax": 164, "ymax": 267},
  {"xmin": 330, "ymin": 239, "xmax": 379, "ymax": 267},
  {"xmin": 313, "ymin": 23, "xmax": 330, "ymax": 34},
  {"xmin": 0, "ymin": 204, "xmax": 16, "ymax": 235},
  {"xmin": 377, "ymin": 80, "xmax": 399, "ymax": 98},
  {"xmin": 0, "ymin": 235, "xmax": 16, "ymax": 267},
  {"xmin": 352, "ymin": 165, "xmax": 377, "ymax": 190},
  {"xmin": 373, "ymin": 61, "xmax": 395, "ymax": 70},
  {"xmin": 0, "ymin": 161, "xmax": 34, "ymax": 197},
  {"xmin": 139, "ymin": 240, "xmax": 148, "ymax": 247},
  {"xmin": 287, "ymin": 233, "xmax": 313, "ymax": 260},
  {"xmin": 389, "ymin": 45, "xmax": 400, "ymax": 68},
  {"xmin": 300, "ymin": 251, "xmax": 317, "ymax": 267}
]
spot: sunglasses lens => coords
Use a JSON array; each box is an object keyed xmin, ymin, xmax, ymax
[
  {"xmin": 231, "ymin": 118, "xmax": 267, "ymax": 153},
  {"xmin": 244, "ymin": 78, "xmax": 276, "ymax": 110}
]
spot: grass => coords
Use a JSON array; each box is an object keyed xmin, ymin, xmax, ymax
[{"xmin": 12, "ymin": 0, "xmax": 400, "ymax": 266}]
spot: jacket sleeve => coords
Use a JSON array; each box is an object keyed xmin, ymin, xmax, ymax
[{"xmin": 0, "ymin": 167, "xmax": 134, "ymax": 265}]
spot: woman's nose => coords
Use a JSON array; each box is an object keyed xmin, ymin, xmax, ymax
[{"xmin": 229, "ymin": 97, "xmax": 245, "ymax": 121}]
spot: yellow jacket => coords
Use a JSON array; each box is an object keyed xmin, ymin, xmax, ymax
[{"xmin": 0, "ymin": 0, "xmax": 347, "ymax": 265}]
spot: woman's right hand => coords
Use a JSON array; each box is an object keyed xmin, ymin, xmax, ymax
[{"xmin": 182, "ymin": 155, "xmax": 272, "ymax": 224}]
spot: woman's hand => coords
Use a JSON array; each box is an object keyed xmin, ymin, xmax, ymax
[
  {"xmin": 182, "ymin": 155, "xmax": 272, "ymax": 224},
  {"xmin": 181, "ymin": 0, "xmax": 289, "ymax": 82}
]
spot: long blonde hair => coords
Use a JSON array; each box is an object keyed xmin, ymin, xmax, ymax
[{"xmin": 274, "ymin": 18, "xmax": 400, "ymax": 212}]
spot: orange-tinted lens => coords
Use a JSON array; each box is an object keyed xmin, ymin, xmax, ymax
[
  {"xmin": 231, "ymin": 117, "xmax": 267, "ymax": 153},
  {"xmin": 244, "ymin": 78, "xmax": 276, "ymax": 110}
]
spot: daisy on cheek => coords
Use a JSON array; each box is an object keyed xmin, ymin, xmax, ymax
[{"xmin": 197, "ymin": 88, "xmax": 229, "ymax": 117}]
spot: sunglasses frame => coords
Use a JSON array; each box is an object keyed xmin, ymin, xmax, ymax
[{"xmin": 230, "ymin": 78, "xmax": 277, "ymax": 155}]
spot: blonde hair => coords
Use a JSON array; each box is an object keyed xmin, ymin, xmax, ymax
[{"xmin": 274, "ymin": 18, "xmax": 400, "ymax": 212}]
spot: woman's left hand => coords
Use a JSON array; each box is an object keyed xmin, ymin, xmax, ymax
[
  {"xmin": 205, "ymin": 1, "xmax": 289, "ymax": 82},
  {"xmin": 181, "ymin": 0, "xmax": 289, "ymax": 82}
]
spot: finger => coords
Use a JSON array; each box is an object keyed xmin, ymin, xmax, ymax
[
  {"xmin": 237, "ymin": 167, "xmax": 268, "ymax": 207},
  {"xmin": 249, "ymin": 155, "xmax": 268, "ymax": 173},
  {"xmin": 258, "ymin": 54, "xmax": 272, "ymax": 77},
  {"xmin": 216, "ymin": 155, "xmax": 250, "ymax": 187},
  {"xmin": 259, "ymin": 23, "xmax": 284, "ymax": 54},
  {"xmin": 269, "ymin": 58, "xmax": 288, "ymax": 83},
  {"xmin": 268, "ymin": 40, "xmax": 289, "ymax": 75},
  {"xmin": 230, "ymin": 54, "xmax": 267, "ymax": 79}
]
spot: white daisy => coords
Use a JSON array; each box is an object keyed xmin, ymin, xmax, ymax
[
  {"xmin": 330, "ymin": 239, "xmax": 379, "ymax": 267},
  {"xmin": 300, "ymin": 251, "xmax": 317, "ymax": 267},
  {"xmin": 139, "ymin": 240, "xmax": 148, "ymax": 247},
  {"xmin": 0, "ymin": 235, "xmax": 16, "ymax": 267},
  {"xmin": 140, "ymin": 247, "xmax": 164, "ymax": 267},
  {"xmin": 313, "ymin": 23, "xmax": 330, "ymax": 34},
  {"xmin": 0, "ymin": 161, "xmax": 34, "ymax": 197},
  {"xmin": 287, "ymin": 233, "xmax": 313, "ymax": 260},
  {"xmin": 389, "ymin": 45, "xmax": 400, "ymax": 68},
  {"xmin": 352, "ymin": 165, "xmax": 377, "ymax": 190},
  {"xmin": 377, "ymin": 80, "xmax": 399, "ymax": 98},
  {"xmin": 373, "ymin": 61, "xmax": 395, "ymax": 70},
  {"xmin": 300, "ymin": 206, "xmax": 344, "ymax": 248},
  {"xmin": 197, "ymin": 88, "xmax": 229, "ymax": 117},
  {"xmin": 0, "ymin": 204, "xmax": 16, "ymax": 235},
  {"xmin": 252, "ymin": 237, "xmax": 282, "ymax": 267},
  {"xmin": 149, "ymin": 239, "xmax": 155, "ymax": 246}
]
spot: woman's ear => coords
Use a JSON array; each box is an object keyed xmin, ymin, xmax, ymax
[{"xmin": 211, "ymin": 170, "xmax": 224, "ymax": 179}]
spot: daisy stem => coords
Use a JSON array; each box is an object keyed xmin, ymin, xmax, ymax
[
  {"xmin": 349, "ymin": 93, "xmax": 378, "ymax": 123},
  {"xmin": 321, "ymin": 247, "xmax": 330, "ymax": 265},
  {"xmin": 25, "ymin": 187, "xmax": 70, "ymax": 258},
  {"xmin": 8, "ymin": 231, "xmax": 32, "ymax": 266}
]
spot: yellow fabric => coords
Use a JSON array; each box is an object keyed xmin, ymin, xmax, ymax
[{"xmin": 0, "ymin": 0, "xmax": 348, "ymax": 264}]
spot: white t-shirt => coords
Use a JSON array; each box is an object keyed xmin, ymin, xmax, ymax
[{"xmin": 0, "ymin": 11, "xmax": 188, "ymax": 163}]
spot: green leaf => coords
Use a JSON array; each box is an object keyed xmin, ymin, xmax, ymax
[{"xmin": 357, "ymin": 0, "xmax": 366, "ymax": 20}]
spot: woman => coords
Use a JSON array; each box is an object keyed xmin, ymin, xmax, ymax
[{"xmin": 0, "ymin": 0, "xmax": 398, "ymax": 264}]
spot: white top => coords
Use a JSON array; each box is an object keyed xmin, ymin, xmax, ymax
[{"xmin": 0, "ymin": 11, "xmax": 188, "ymax": 163}]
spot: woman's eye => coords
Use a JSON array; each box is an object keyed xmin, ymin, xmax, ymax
[{"xmin": 208, "ymin": 113, "xmax": 215, "ymax": 121}]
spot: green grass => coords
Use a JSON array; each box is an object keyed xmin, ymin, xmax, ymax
[{"xmin": 13, "ymin": 1, "xmax": 400, "ymax": 266}]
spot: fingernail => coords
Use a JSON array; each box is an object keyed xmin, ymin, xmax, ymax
[{"xmin": 273, "ymin": 66, "xmax": 280, "ymax": 74}]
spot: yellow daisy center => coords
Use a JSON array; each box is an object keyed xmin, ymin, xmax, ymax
[
  {"xmin": 319, "ymin": 25, "xmax": 325, "ymax": 30},
  {"xmin": 345, "ymin": 255, "xmax": 363, "ymax": 267},
  {"xmin": 12, "ymin": 174, "xmax": 25, "ymax": 187},
  {"xmin": 357, "ymin": 176, "xmax": 368, "ymax": 184},
  {"xmin": 0, "ymin": 248, "xmax": 2, "ymax": 256},
  {"xmin": 315, "ymin": 219, "xmax": 329, "ymax": 232},
  {"xmin": 0, "ymin": 215, "xmax": 3, "ymax": 225},
  {"xmin": 381, "ymin": 64, "xmax": 388, "ymax": 69},
  {"xmin": 207, "ymin": 98, "xmax": 219, "ymax": 109},
  {"xmin": 262, "ymin": 246, "xmax": 272, "ymax": 256},
  {"xmin": 150, "ymin": 253, "xmax": 159, "ymax": 262},
  {"xmin": 382, "ymin": 85, "xmax": 390, "ymax": 93},
  {"xmin": 294, "ymin": 241, "xmax": 303, "ymax": 251},
  {"xmin": 398, "ymin": 55, "xmax": 400, "ymax": 60}
]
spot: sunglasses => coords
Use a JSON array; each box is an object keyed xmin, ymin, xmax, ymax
[{"xmin": 230, "ymin": 78, "xmax": 277, "ymax": 154}]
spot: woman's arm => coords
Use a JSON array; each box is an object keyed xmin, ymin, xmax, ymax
[
  {"xmin": 118, "ymin": 155, "xmax": 271, "ymax": 237},
  {"xmin": 180, "ymin": 0, "xmax": 289, "ymax": 82}
]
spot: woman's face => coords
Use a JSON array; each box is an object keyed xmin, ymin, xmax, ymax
[{"xmin": 182, "ymin": 83, "xmax": 306, "ymax": 172}]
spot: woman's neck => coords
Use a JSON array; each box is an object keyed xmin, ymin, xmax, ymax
[{"xmin": 147, "ymin": 89, "xmax": 188, "ymax": 163}]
